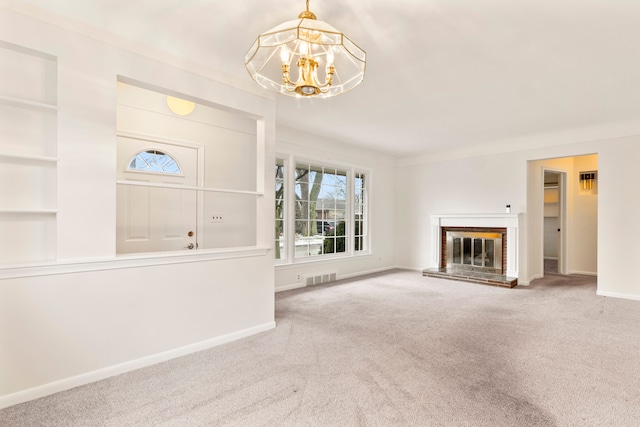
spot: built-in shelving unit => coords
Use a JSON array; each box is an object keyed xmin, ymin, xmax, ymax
[{"xmin": 0, "ymin": 41, "xmax": 57, "ymax": 265}]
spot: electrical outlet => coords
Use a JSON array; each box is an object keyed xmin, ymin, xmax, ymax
[
  {"xmin": 297, "ymin": 273, "xmax": 301, "ymax": 281},
  {"xmin": 210, "ymin": 212, "xmax": 223, "ymax": 223}
]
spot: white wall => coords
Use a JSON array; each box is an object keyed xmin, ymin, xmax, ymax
[
  {"xmin": 396, "ymin": 136, "xmax": 638, "ymax": 299},
  {"xmin": 571, "ymin": 155, "xmax": 598, "ymax": 274},
  {"xmin": 395, "ymin": 151, "xmax": 528, "ymax": 273},
  {"xmin": 0, "ymin": 7, "xmax": 275, "ymax": 407},
  {"xmin": 274, "ymin": 126, "xmax": 397, "ymax": 291},
  {"xmin": 0, "ymin": 254, "xmax": 273, "ymax": 400},
  {"xmin": 597, "ymin": 139, "xmax": 640, "ymax": 299}
]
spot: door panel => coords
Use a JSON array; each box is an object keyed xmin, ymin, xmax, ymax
[{"xmin": 116, "ymin": 136, "xmax": 198, "ymax": 254}]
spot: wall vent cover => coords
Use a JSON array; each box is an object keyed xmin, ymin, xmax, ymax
[{"xmin": 305, "ymin": 272, "xmax": 338, "ymax": 286}]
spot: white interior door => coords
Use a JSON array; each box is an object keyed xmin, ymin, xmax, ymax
[{"xmin": 117, "ymin": 136, "xmax": 198, "ymax": 254}]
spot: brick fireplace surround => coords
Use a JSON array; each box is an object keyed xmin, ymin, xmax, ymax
[{"xmin": 423, "ymin": 214, "xmax": 521, "ymax": 288}]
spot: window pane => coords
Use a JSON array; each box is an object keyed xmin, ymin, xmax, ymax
[
  {"xmin": 128, "ymin": 150, "xmax": 181, "ymax": 174},
  {"xmin": 354, "ymin": 172, "xmax": 367, "ymax": 252},
  {"xmin": 323, "ymin": 237, "xmax": 336, "ymax": 254},
  {"xmin": 463, "ymin": 238, "xmax": 472, "ymax": 265},
  {"xmin": 275, "ymin": 159, "xmax": 286, "ymax": 260},
  {"xmin": 474, "ymin": 238, "xmax": 483, "ymax": 266}
]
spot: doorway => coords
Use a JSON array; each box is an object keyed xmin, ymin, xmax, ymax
[
  {"xmin": 543, "ymin": 170, "xmax": 565, "ymax": 274},
  {"xmin": 116, "ymin": 136, "xmax": 201, "ymax": 254}
]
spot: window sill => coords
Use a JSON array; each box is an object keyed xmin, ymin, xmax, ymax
[{"xmin": 0, "ymin": 246, "xmax": 271, "ymax": 280}]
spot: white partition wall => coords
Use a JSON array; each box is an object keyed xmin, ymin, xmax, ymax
[{"xmin": 0, "ymin": 7, "xmax": 276, "ymax": 408}]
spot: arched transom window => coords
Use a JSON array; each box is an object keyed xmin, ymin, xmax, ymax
[{"xmin": 127, "ymin": 150, "xmax": 182, "ymax": 174}]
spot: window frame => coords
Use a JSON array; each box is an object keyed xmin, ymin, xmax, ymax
[{"xmin": 275, "ymin": 154, "xmax": 371, "ymax": 265}]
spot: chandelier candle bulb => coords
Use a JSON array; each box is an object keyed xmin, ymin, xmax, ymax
[{"xmin": 280, "ymin": 47, "xmax": 289, "ymax": 63}]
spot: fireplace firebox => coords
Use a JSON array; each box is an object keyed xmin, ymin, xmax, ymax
[{"xmin": 446, "ymin": 231, "xmax": 503, "ymax": 274}]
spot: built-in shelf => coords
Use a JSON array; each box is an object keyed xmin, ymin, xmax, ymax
[
  {"xmin": 116, "ymin": 180, "xmax": 263, "ymax": 196},
  {"xmin": 0, "ymin": 94, "xmax": 58, "ymax": 111},
  {"xmin": 0, "ymin": 153, "xmax": 58, "ymax": 163},
  {"xmin": 1, "ymin": 42, "xmax": 58, "ymax": 266}
]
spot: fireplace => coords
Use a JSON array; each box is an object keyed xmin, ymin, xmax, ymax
[
  {"xmin": 424, "ymin": 214, "xmax": 520, "ymax": 287},
  {"xmin": 444, "ymin": 228, "xmax": 505, "ymax": 274}
]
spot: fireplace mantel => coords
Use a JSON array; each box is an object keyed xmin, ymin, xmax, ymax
[{"xmin": 430, "ymin": 213, "xmax": 522, "ymax": 278}]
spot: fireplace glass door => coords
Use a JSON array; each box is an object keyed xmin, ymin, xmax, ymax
[{"xmin": 446, "ymin": 231, "xmax": 503, "ymax": 273}]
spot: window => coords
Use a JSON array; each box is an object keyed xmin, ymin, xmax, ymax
[
  {"xmin": 275, "ymin": 157, "xmax": 369, "ymax": 262},
  {"xmin": 127, "ymin": 150, "xmax": 182, "ymax": 174},
  {"xmin": 354, "ymin": 172, "xmax": 367, "ymax": 252}
]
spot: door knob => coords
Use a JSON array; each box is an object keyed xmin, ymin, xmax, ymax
[{"xmin": 185, "ymin": 243, "xmax": 194, "ymax": 249}]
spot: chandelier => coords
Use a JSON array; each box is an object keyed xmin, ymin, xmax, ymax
[{"xmin": 245, "ymin": 0, "xmax": 366, "ymax": 98}]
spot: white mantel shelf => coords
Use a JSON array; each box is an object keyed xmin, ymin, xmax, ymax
[{"xmin": 430, "ymin": 213, "xmax": 523, "ymax": 278}]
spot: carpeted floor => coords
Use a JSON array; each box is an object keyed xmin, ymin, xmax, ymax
[{"xmin": 2, "ymin": 270, "xmax": 639, "ymax": 426}]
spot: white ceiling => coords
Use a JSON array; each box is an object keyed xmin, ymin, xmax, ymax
[{"xmin": 13, "ymin": 0, "xmax": 640, "ymax": 157}]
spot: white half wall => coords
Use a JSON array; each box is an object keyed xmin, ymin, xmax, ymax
[{"xmin": 0, "ymin": 254, "xmax": 274, "ymax": 407}]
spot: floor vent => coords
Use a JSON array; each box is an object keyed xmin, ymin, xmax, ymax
[{"xmin": 306, "ymin": 272, "xmax": 338, "ymax": 286}]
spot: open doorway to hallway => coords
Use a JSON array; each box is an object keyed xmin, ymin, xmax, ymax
[{"xmin": 527, "ymin": 154, "xmax": 598, "ymax": 282}]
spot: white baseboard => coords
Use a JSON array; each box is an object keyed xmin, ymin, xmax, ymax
[
  {"xmin": 275, "ymin": 282, "xmax": 306, "ymax": 292},
  {"xmin": 528, "ymin": 274, "xmax": 544, "ymax": 283},
  {"xmin": 394, "ymin": 265, "xmax": 423, "ymax": 272},
  {"xmin": 0, "ymin": 321, "xmax": 276, "ymax": 410},
  {"xmin": 339, "ymin": 266, "xmax": 398, "ymax": 280},
  {"xmin": 275, "ymin": 266, "xmax": 399, "ymax": 292},
  {"xmin": 597, "ymin": 290, "xmax": 640, "ymax": 301},
  {"xmin": 568, "ymin": 270, "xmax": 597, "ymax": 276}
]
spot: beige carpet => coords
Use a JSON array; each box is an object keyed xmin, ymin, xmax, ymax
[{"xmin": 2, "ymin": 270, "xmax": 639, "ymax": 426}]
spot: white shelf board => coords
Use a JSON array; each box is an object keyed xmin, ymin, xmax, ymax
[
  {"xmin": 0, "ymin": 94, "xmax": 57, "ymax": 111},
  {"xmin": 0, "ymin": 209, "xmax": 58, "ymax": 214},
  {"xmin": 0, "ymin": 152, "xmax": 58, "ymax": 163}
]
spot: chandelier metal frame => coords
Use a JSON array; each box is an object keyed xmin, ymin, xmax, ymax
[{"xmin": 245, "ymin": 0, "xmax": 366, "ymax": 98}]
